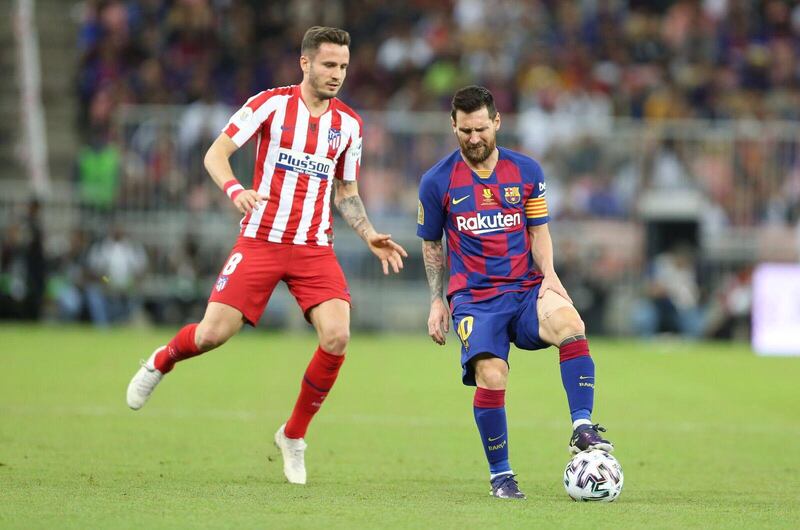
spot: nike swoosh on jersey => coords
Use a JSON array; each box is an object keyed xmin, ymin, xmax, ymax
[{"xmin": 452, "ymin": 195, "xmax": 470, "ymax": 205}]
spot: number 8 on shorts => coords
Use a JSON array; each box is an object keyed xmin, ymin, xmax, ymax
[{"xmin": 222, "ymin": 252, "xmax": 243, "ymax": 275}]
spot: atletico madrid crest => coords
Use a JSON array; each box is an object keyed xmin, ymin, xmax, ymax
[
  {"xmin": 328, "ymin": 128, "xmax": 341, "ymax": 150},
  {"xmin": 215, "ymin": 275, "xmax": 228, "ymax": 292}
]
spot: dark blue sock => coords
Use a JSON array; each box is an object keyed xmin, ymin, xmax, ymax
[
  {"xmin": 559, "ymin": 340, "xmax": 595, "ymax": 423},
  {"xmin": 473, "ymin": 387, "xmax": 510, "ymax": 475}
]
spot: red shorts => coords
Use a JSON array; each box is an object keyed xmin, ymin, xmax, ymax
[{"xmin": 208, "ymin": 237, "xmax": 351, "ymax": 325}]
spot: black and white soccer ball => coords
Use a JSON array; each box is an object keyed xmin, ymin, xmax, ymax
[{"xmin": 563, "ymin": 449, "xmax": 624, "ymax": 502}]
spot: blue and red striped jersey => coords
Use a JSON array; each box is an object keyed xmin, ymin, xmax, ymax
[{"xmin": 416, "ymin": 147, "xmax": 549, "ymax": 306}]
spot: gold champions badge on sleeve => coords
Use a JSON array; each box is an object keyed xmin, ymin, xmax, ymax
[{"xmin": 417, "ymin": 200, "xmax": 424, "ymax": 224}]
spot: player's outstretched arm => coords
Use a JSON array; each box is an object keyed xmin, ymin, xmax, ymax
[
  {"xmin": 528, "ymin": 223, "xmax": 573, "ymax": 303},
  {"xmin": 332, "ymin": 179, "xmax": 408, "ymax": 275},
  {"xmin": 204, "ymin": 133, "xmax": 267, "ymax": 214},
  {"xmin": 422, "ymin": 239, "xmax": 449, "ymax": 345}
]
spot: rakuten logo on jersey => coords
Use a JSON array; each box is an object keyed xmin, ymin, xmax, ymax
[
  {"xmin": 275, "ymin": 148, "xmax": 333, "ymax": 179},
  {"xmin": 455, "ymin": 212, "xmax": 522, "ymax": 234}
]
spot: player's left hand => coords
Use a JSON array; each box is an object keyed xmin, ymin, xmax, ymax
[
  {"xmin": 366, "ymin": 232, "xmax": 408, "ymax": 275},
  {"xmin": 428, "ymin": 297, "xmax": 449, "ymax": 345},
  {"xmin": 539, "ymin": 273, "xmax": 573, "ymax": 304}
]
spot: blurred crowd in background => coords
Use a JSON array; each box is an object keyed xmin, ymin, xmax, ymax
[
  {"xmin": 77, "ymin": 0, "xmax": 800, "ymax": 126},
  {"xmin": 7, "ymin": 0, "xmax": 800, "ymax": 337},
  {"xmin": 69, "ymin": 0, "xmax": 800, "ymax": 225}
]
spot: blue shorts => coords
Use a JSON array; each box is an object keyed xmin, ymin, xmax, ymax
[{"xmin": 451, "ymin": 286, "xmax": 550, "ymax": 386}]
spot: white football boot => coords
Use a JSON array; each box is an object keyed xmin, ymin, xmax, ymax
[
  {"xmin": 126, "ymin": 346, "xmax": 165, "ymax": 410},
  {"xmin": 274, "ymin": 423, "xmax": 307, "ymax": 484}
]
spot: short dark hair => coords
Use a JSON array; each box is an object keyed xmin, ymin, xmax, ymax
[
  {"xmin": 301, "ymin": 26, "xmax": 351, "ymax": 56},
  {"xmin": 451, "ymin": 85, "xmax": 497, "ymax": 122}
]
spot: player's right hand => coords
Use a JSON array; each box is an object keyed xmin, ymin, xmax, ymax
[
  {"xmin": 233, "ymin": 190, "xmax": 268, "ymax": 215},
  {"xmin": 428, "ymin": 297, "xmax": 450, "ymax": 346}
]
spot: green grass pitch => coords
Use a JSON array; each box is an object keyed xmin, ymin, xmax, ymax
[{"xmin": 1, "ymin": 325, "xmax": 798, "ymax": 529}]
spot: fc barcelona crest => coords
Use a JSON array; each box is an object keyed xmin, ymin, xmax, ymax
[
  {"xmin": 328, "ymin": 128, "xmax": 341, "ymax": 150},
  {"xmin": 504, "ymin": 186, "xmax": 521, "ymax": 205}
]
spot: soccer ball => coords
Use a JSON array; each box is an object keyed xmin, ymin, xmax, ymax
[{"xmin": 563, "ymin": 450, "xmax": 624, "ymax": 502}]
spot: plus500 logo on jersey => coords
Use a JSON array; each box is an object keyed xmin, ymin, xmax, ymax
[
  {"xmin": 455, "ymin": 212, "xmax": 522, "ymax": 234},
  {"xmin": 275, "ymin": 148, "xmax": 333, "ymax": 179}
]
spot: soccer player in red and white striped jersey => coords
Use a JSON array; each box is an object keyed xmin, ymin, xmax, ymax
[{"xmin": 126, "ymin": 27, "xmax": 407, "ymax": 485}]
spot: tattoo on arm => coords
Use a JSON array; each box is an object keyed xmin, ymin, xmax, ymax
[
  {"xmin": 334, "ymin": 181, "xmax": 373, "ymax": 241},
  {"xmin": 422, "ymin": 240, "xmax": 445, "ymax": 302},
  {"xmin": 559, "ymin": 334, "xmax": 586, "ymax": 346}
]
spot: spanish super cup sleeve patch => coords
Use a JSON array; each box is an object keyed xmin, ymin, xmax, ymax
[
  {"xmin": 237, "ymin": 106, "xmax": 253, "ymax": 123},
  {"xmin": 417, "ymin": 200, "xmax": 425, "ymax": 225},
  {"xmin": 347, "ymin": 137, "xmax": 362, "ymax": 162}
]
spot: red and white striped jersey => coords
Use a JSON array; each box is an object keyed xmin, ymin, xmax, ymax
[{"xmin": 222, "ymin": 84, "xmax": 363, "ymax": 246}]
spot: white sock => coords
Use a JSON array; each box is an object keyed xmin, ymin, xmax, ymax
[
  {"xmin": 490, "ymin": 470, "xmax": 514, "ymax": 480},
  {"xmin": 573, "ymin": 419, "xmax": 592, "ymax": 430}
]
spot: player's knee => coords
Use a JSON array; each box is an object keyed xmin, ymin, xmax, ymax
[
  {"xmin": 478, "ymin": 370, "xmax": 506, "ymax": 389},
  {"xmin": 552, "ymin": 308, "xmax": 585, "ymax": 342},
  {"xmin": 195, "ymin": 324, "xmax": 232, "ymax": 351},
  {"xmin": 474, "ymin": 360, "xmax": 508, "ymax": 389},
  {"xmin": 319, "ymin": 326, "xmax": 350, "ymax": 354}
]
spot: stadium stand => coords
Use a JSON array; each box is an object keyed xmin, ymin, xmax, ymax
[{"xmin": 2, "ymin": 0, "xmax": 800, "ymax": 337}]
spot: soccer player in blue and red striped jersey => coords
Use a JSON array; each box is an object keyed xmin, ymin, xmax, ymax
[{"xmin": 417, "ymin": 86, "xmax": 614, "ymax": 499}]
